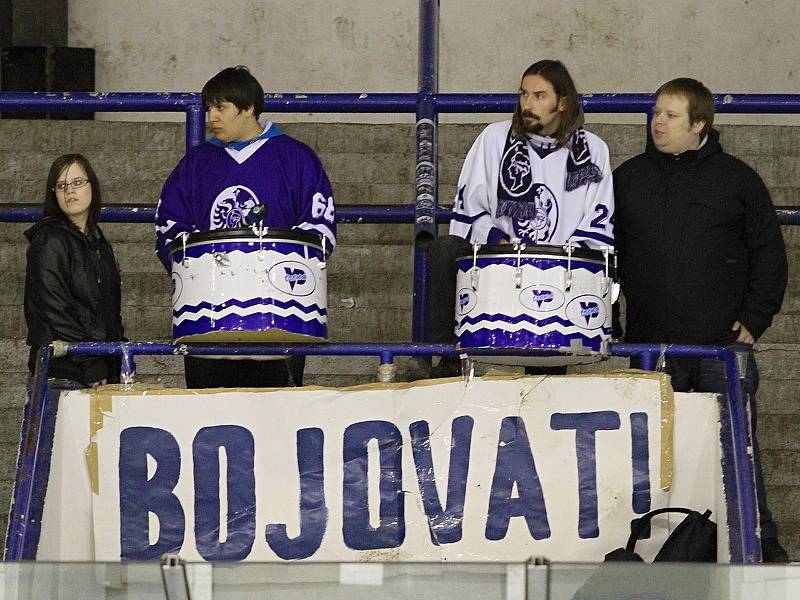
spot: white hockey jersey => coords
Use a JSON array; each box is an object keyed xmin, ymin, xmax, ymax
[{"xmin": 449, "ymin": 120, "xmax": 614, "ymax": 250}]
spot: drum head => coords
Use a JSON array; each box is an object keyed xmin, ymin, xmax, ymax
[
  {"xmin": 167, "ymin": 227, "xmax": 323, "ymax": 256},
  {"xmin": 456, "ymin": 243, "xmax": 607, "ymax": 263}
]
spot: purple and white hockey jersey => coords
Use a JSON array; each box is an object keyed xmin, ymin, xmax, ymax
[
  {"xmin": 155, "ymin": 122, "xmax": 336, "ymax": 270},
  {"xmin": 449, "ymin": 120, "xmax": 614, "ymax": 250}
]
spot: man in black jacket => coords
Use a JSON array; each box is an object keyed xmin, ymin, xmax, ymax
[{"xmin": 614, "ymin": 78, "xmax": 789, "ymax": 562}]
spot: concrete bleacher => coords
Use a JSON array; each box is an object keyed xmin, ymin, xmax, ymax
[{"xmin": 0, "ymin": 119, "xmax": 798, "ymax": 558}]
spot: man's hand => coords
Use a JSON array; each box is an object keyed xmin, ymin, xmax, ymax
[
  {"xmin": 91, "ymin": 378, "xmax": 108, "ymax": 389},
  {"xmin": 731, "ymin": 321, "xmax": 755, "ymax": 344}
]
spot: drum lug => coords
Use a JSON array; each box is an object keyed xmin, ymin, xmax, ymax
[
  {"xmin": 514, "ymin": 242, "xmax": 526, "ymax": 289},
  {"xmin": 470, "ymin": 268, "xmax": 480, "ymax": 291},
  {"xmin": 460, "ymin": 353, "xmax": 474, "ymax": 385},
  {"xmin": 561, "ymin": 270, "xmax": 572, "ymax": 292},
  {"xmin": 514, "ymin": 268, "xmax": 523, "ymax": 290},
  {"xmin": 213, "ymin": 252, "xmax": 230, "ymax": 267},
  {"xmin": 180, "ymin": 231, "xmax": 190, "ymax": 268},
  {"xmin": 470, "ymin": 243, "xmax": 481, "ymax": 291},
  {"xmin": 601, "ymin": 276, "xmax": 612, "ymax": 297}
]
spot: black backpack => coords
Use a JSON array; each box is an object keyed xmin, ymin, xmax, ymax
[
  {"xmin": 572, "ymin": 508, "xmax": 717, "ymax": 600},
  {"xmin": 605, "ymin": 507, "xmax": 717, "ymax": 562}
]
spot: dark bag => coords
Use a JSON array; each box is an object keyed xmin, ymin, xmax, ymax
[
  {"xmin": 606, "ymin": 506, "xmax": 717, "ymax": 562},
  {"xmin": 572, "ymin": 508, "xmax": 717, "ymax": 600}
]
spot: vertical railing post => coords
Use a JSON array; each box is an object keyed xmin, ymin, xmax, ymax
[
  {"xmin": 412, "ymin": 0, "xmax": 439, "ymax": 342},
  {"xmin": 721, "ymin": 348, "xmax": 761, "ymax": 563},
  {"xmin": 5, "ymin": 345, "xmax": 52, "ymax": 560},
  {"xmin": 185, "ymin": 104, "xmax": 205, "ymax": 151}
]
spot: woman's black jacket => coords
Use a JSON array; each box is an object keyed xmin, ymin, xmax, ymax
[{"xmin": 24, "ymin": 217, "xmax": 124, "ymax": 385}]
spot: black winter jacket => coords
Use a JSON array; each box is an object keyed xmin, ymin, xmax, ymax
[
  {"xmin": 24, "ymin": 217, "xmax": 124, "ymax": 385},
  {"xmin": 614, "ymin": 129, "xmax": 787, "ymax": 345}
]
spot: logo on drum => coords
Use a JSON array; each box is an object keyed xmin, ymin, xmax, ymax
[
  {"xmin": 579, "ymin": 301, "xmax": 600, "ymax": 325},
  {"xmin": 210, "ymin": 185, "xmax": 262, "ymax": 229},
  {"xmin": 171, "ymin": 272, "xmax": 183, "ymax": 308},
  {"xmin": 565, "ymin": 295, "xmax": 607, "ymax": 330},
  {"xmin": 284, "ymin": 267, "xmax": 307, "ymax": 291},
  {"xmin": 456, "ymin": 288, "xmax": 477, "ymax": 316},
  {"xmin": 519, "ymin": 284, "xmax": 565, "ymax": 312},
  {"xmin": 268, "ymin": 261, "xmax": 317, "ymax": 296}
]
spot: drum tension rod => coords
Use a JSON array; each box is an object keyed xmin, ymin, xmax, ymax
[
  {"xmin": 514, "ymin": 242, "xmax": 526, "ymax": 289},
  {"xmin": 470, "ymin": 243, "xmax": 480, "ymax": 291}
]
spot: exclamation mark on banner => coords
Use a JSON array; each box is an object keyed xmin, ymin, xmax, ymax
[{"xmin": 630, "ymin": 412, "xmax": 651, "ymax": 539}]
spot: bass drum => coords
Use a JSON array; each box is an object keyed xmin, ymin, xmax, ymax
[
  {"xmin": 168, "ymin": 228, "xmax": 327, "ymax": 344},
  {"xmin": 454, "ymin": 243, "xmax": 614, "ymax": 366}
]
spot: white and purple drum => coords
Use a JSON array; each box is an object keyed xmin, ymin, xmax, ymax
[
  {"xmin": 168, "ymin": 228, "xmax": 327, "ymax": 343},
  {"xmin": 455, "ymin": 243, "xmax": 615, "ymax": 366}
]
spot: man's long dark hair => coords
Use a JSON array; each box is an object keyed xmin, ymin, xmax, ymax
[
  {"xmin": 511, "ymin": 59, "xmax": 584, "ymax": 147},
  {"xmin": 43, "ymin": 153, "xmax": 102, "ymax": 237}
]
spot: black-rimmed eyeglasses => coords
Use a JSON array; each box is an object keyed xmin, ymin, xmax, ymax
[{"xmin": 54, "ymin": 177, "xmax": 90, "ymax": 193}]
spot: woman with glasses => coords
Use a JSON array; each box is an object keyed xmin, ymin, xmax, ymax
[{"xmin": 24, "ymin": 154, "xmax": 124, "ymax": 391}]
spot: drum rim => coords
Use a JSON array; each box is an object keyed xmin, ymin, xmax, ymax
[
  {"xmin": 167, "ymin": 227, "xmax": 323, "ymax": 255},
  {"xmin": 456, "ymin": 244, "xmax": 609, "ymax": 263}
]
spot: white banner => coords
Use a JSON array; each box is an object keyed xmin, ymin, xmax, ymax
[{"xmin": 38, "ymin": 373, "xmax": 727, "ymax": 562}]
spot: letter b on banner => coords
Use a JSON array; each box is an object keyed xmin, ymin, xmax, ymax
[{"xmin": 119, "ymin": 427, "xmax": 185, "ymax": 560}]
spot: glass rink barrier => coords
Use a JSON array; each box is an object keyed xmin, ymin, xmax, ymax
[{"xmin": 0, "ymin": 560, "xmax": 799, "ymax": 599}]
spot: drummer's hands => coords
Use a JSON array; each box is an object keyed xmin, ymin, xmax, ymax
[
  {"xmin": 91, "ymin": 378, "xmax": 108, "ymax": 389},
  {"xmin": 731, "ymin": 321, "xmax": 755, "ymax": 344}
]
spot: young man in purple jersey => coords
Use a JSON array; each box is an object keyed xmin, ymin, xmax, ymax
[{"xmin": 155, "ymin": 66, "xmax": 336, "ymax": 388}]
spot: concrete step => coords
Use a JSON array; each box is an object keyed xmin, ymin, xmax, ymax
[
  {"xmin": 753, "ymin": 344, "xmax": 800, "ymax": 380},
  {"xmin": 758, "ymin": 379, "xmax": 800, "ymax": 415},
  {"xmin": 327, "ymin": 307, "xmax": 412, "ymax": 341},
  {"xmin": 759, "ymin": 415, "xmax": 800, "ymax": 451},
  {"xmin": 763, "ymin": 449, "xmax": 800, "ymax": 486},
  {"xmin": 759, "ymin": 313, "xmax": 800, "ymax": 344}
]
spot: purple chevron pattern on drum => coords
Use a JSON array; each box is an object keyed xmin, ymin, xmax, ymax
[
  {"xmin": 173, "ymin": 297, "xmax": 327, "ymax": 320},
  {"xmin": 457, "ymin": 325, "xmax": 610, "ymax": 353},
  {"xmin": 173, "ymin": 310, "xmax": 327, "ymax": 341}
]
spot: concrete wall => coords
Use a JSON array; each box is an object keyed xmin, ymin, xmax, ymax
[
  {"xmin": 66, "ymin": 0, "xmax": 800, "ymax": 122},
  {"xmin": 0, "ymin": 120, "xmax": 798, "ymax": 558}
]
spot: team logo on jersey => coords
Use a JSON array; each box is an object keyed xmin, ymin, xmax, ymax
[
  {"xmin": 210, "ymin": 185, "xmax": 261, "ymax": 229},
  {"xmin": 512, "ymin": 183, "xmax": 559, "ymax": 243},
  {"xmin": 456, "ymin": 288, "xmax": 477, "ymax": 316},
  {"xmin": 500, "ymin": 145, "xmax": 533, "ymax": 197},
  {"xmin": 519, "ymin": 284, "xmax": 565, "ymax": 312},
  {"xmin": 268, "ymin": 261, "xmax": 316, "ymax": 296},
  {"xmin": 566, "ymin": 295, "xmax": 606, "ymax": 330}
]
